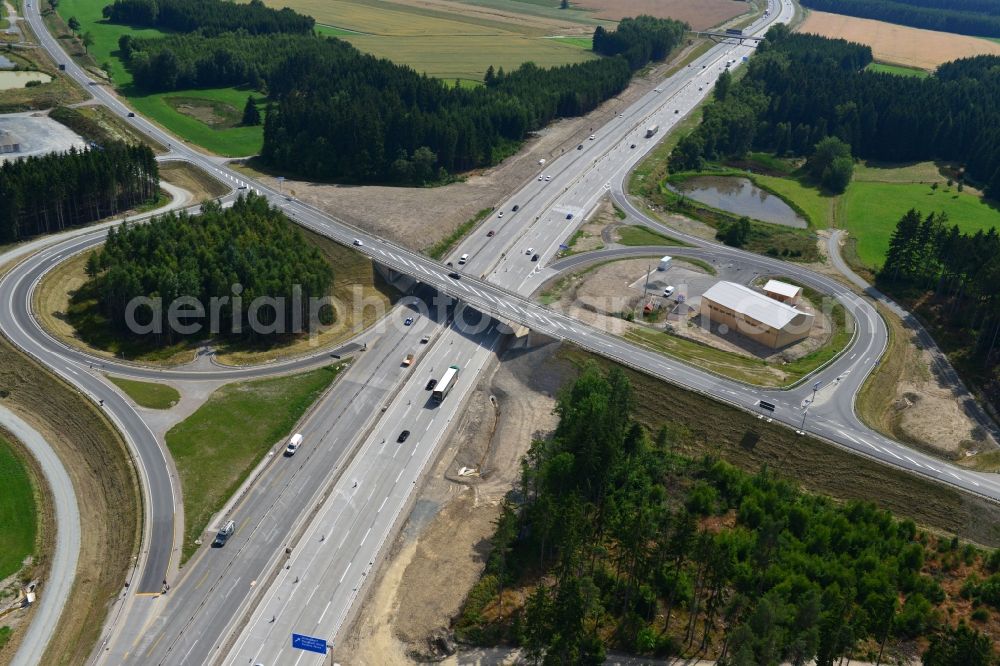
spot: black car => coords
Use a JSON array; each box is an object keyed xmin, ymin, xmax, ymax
[
  {"xmin": 212, "ymin": 520, "xmax": 235, "ymax": 547},
  {"xmin": 577, "ymin": 144, "xmax": 583, "ymax": 150},
  {"xmin": 448, "ymin": 272, "xmax": 461, "ymax": 279},
  {"xmin": 512, "ymin": 204, "xmax": 519, "ymax": 212},
  {"xmin": 397, "ymin": 430, "xmax": 411, "ymax": 443},
  {"xmin": 566, "ymin": 213, "xmax": 573, "ymax": 220},
  {"xmin": 127, "ymin": 112, "xmax": 135, "ymax": 117},
  {"xmin": 531, "ymin": 253, "xmax": 539, "ymax": 262},
  {"xmin": 425, "ymin": 378, "xmax": 437, "ymax": 390},
  {"xmin": 630, "ymin": 144, "xmax": 636, "ymax": 149}
]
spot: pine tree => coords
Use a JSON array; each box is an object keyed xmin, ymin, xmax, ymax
[{"xmin": 241, "ymin": 95, "xmax": 261, "ymax": 126}]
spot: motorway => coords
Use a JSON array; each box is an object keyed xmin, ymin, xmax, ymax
[{"xmin": 7, "ymin": 0, "xmax": 1000, "ymax": 662}]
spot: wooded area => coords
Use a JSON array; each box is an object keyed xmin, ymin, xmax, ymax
[
  {"xmin": 669, "ymin": 27, "xmax": 1000, "ymax": 200},
  {"xmin": 800, "ymin": 0, "xmax": 1000, "ymax": 39},
  {"xmin": 109, "ymin": 0, "xmax": 686, "ymax": 184},
  {"xmin": 84, "ymin": 194, "xmax": 332, "ymax": 344},
  {"xmin": 879, "ymin": 210, "xmax": 1000, "ymax": 417},
  {"xmin": 0, "ymin": 143, "xmax": 158, "ymax": 243},
  {"xmin": 103, "ymin": 0, "xmax": 314, "ymax": 36},
  {"xmin": 456, "ymin": 365, "xmax": 998, "ymax": 664}
]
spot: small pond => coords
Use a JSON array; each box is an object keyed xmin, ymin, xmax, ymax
[
  {"xmin": 0, "ymin": 71, "xmax": 53, "ymax": 90},
  {"xmin": 672, "ymin": 176, "xmax": 808, "ymax": 228}
]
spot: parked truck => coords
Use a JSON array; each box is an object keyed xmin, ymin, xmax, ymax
[{"xmin": 645, "ymin": 125, "xmax": 659, "ymax": 138}]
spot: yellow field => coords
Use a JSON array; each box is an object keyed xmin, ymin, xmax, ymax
[
  {"xmin": 799, "ymin": 10, "xmax": 1000, "ymax": 70},
  {"xmin": 261, "ymin": 0, "xmax": 597, "ymax": 81}
]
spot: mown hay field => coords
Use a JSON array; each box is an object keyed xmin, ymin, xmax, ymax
[
  {"xmin": 262, "ymin": 0, "xmax": 597, "ymax": 81},
  {"xmin": 799, "ymin": 10, "xmax": 1000, "ymax": 70}
]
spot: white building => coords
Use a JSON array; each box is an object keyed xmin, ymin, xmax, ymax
[
  {"xmin": 763, "ymin": 279, "xmax": 803, "ymax": 305},
  {"xmin": 700, "ymin": 281, "xmax": 814, "ymax": 349}
]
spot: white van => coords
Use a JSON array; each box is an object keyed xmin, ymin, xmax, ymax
[
  {"xmin": 458, "ymin": 254, "xmax": 469, "ymax": 265},
  {"xmin": 285, "ymin": 433, "xmax": 303, "ymax": 456}
]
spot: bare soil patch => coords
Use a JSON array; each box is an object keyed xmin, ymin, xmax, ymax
[
  {"xmin": 572, "ymin": 0, "xmax": 748, "ymax": 30},
  {"xmin": 858, "ymin": 303, "xmax": 997, "ymax": 460},
  {"xmin": 334, "ymin": 340, "xmax": 569, "ymax": 663},
  {"xmin": 388, "ymin": 0, "xmax": 592, "ymax": 35},
  {"xmin": 237, "ymin": 49, "xmax": 709, "ymax": 253},
  {"xmin": 799, "ymin": 10, "xmax": 1000, "ymax": 70}
]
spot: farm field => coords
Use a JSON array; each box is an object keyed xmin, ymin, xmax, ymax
[
  {"xmin": 262, "ymin": 0, "xmax": 597, "ymax": 82},
  {"xmin": 799, "ymin": 10, "xmax": 1000, "ymax": 70},
  {"xmin": 569, "ymin": 0, "xmax": 748, "ymax": 30}
]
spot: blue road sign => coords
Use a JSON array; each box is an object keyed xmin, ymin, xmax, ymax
[{"xmin": 291, "ymin": 633, "xmax": 328, "ymax": 655}]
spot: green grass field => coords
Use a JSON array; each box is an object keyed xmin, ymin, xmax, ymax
[
  {"xmin": 166, "ymin": 364, "xmax": 345, "ymax": 561},
  {"xmin": 56, "ymin": 0, "xmax": 265, "ymax": 156},
  {"xmin": 752, "ymin": 173, "xmax": 835, "ymax": 229},
  {"xmin": 106, "ymin": 376, "xmax": 180, "ymax": 409},
  {"xmin": 0, "ymin": 437, "xmax": 38, "ymax": 581},
  {"xmin": 842, "ymin": 181, "xmax": 1000, "ymax": 268},
  {"xmin": 129, "ymin": 87, "xmax": 264, "ymax": 157},
  {"xmin": 866, "ymin": 62, "xmax": 930, "ymax": 78}
]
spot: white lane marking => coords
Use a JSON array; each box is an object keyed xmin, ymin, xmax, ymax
[
  {"xmin": 840, "ymin": 431, "xmax": 859, "ymax": 444},
  {"xmin": 317, "ymin": 600, "xmax": 332, "ymax": 625},
  {"xmin": 395, "ymin": 469, "xmax": 404, "ymax": 484},
  {"xmin": 359, "ymin": 527, "xmax": 371, "ymax": 547},
  {"xmin": 903, "ymin": 455, "xmax": 924, "ymax": 469},
  {"xmin": 881, "ymin": 447, "xmax": 903, "ymax": 461},
  {"xmin": 856, "ymin": 437, "xmax": 879, "ymax": 452},
  {"xmin": 377, "ymin": 497, "xmax": 388, "ymax": 514},
  {"xmin": 339, "ymin": 562, "xmax": 352, "ymax": 583}
]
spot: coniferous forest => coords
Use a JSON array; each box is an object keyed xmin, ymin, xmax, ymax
[
  {"xmin": 669, "ymin": 26, "xmax": 1000, "ymax": 199},
  {"xmin": 106, "ymin": 0, "xmax": 687, "ymax": 184},
  {"xmin": 799, "ymin": 0, "xmax": 1000, "ymax": 39},
  {"xmin": 458, "ymin": 365, "xmax": 998, "ymax": 665},
  {"xmin": 879, "ymin": 210, "xmax": 1000, "ymax": 415},
  {"xmin": 84, "ymin": 194, "xmax": 332, "ymax": 344},
  {"xmin": 0, "ymin": 143, "xmax": 158, "ymax": 243}
]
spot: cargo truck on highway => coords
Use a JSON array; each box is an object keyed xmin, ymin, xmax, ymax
[
  {"xmin": 726, "ymin": 28, "xmax": 743, "ymax": 36},
  {"xmin": 645, "ymin": 125, "xmax": 659, "ymax": 138},
  {"xmin": 432, "ymin": 365, "xmax": 460, "ymax": 403}
]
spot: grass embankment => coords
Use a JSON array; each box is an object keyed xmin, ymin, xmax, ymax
[
  {"xmin": 0, "ymin": 336, "xmax": 138, "ymax": 665},
  {"xmin": 0, "ymin": 436, "xmax": 38, "ymax": 581},
  {"xmin": 52, "ymin": 0, "xmax": 265, "ymax": 156},
  {"xmin": 615, "ymin": 225, "xmax": 687, "ymax": 247},
  {"xmin": 106, "ymin": 376, "xmax": 180, "ymax": 409},
  {"xmin": 159, "ymin": 161, "xmax": 230, "ymax": 203},
  {"xmin": 50, "ymin": 105, "xmax": 166, "ymax": 152},
  {"xmin": 166, "ymin": 363, "xmax": 345, "ymax": 562},
  {"xmin": 426, "ymin": 207, "xmax": 491, "ymax": 260},
  {"xmin": 556, "ymin": 345, "xmax": 1000, "ymax": 547}
]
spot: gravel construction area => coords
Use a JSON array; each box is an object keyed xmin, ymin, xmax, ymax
[
  {"xmin": 334, "ymin": 339, "xmax": 570, "ymax": 664},
  {"xmin": 0, "ymin": 111, "xmax": 87, "ymax": 163},
  {"xmin": 242, "ymin": 55, "xmax": 703, "ymax": 254}
]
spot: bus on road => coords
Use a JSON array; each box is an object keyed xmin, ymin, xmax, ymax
[{"xmin": 432, "ymin": 365, "xmax": 460, "ymax": 403}]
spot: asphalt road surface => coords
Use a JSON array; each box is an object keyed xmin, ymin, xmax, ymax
[{"xmin": 13, "ymin": 0, "xmax": 1000, "ymax": 662}]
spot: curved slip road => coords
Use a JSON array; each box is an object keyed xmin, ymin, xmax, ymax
[{"xmin": 1, "ymin": 406, "xmax": 80, "ymax": 666}]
